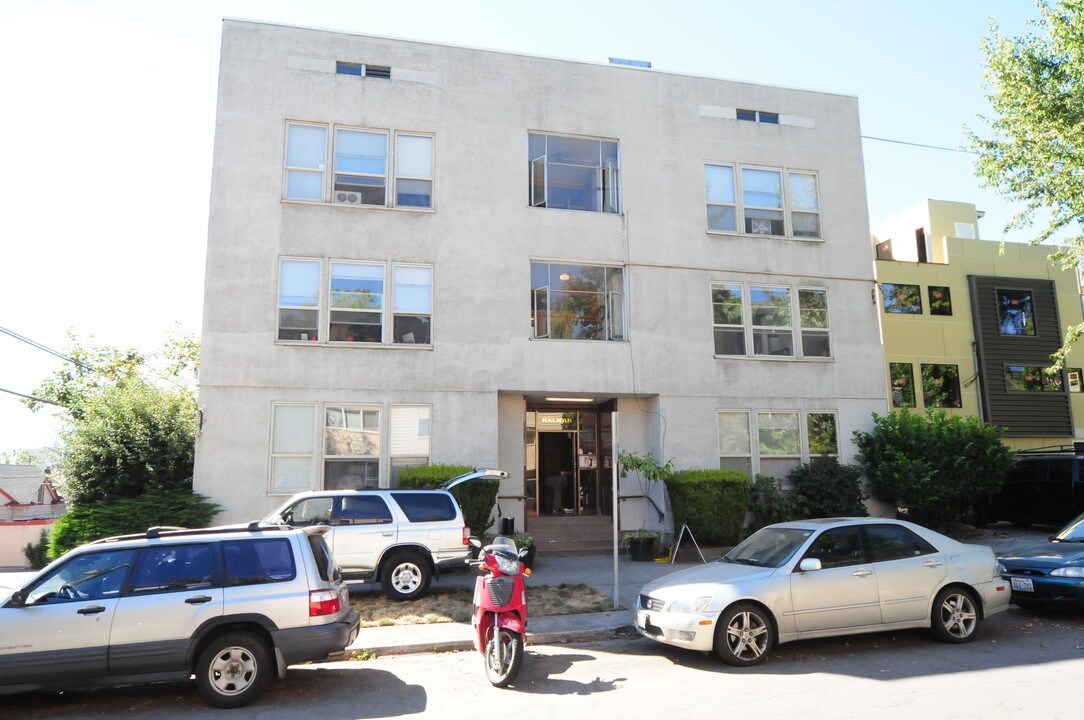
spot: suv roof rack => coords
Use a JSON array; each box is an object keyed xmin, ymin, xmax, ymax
[{"xmin": 91, "ymin": 521, "xmax": 290, "ymax": 545}]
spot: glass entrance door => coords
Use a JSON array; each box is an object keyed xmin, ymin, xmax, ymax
[{"xmin": 524, "ymin": 408, "xmax": 612, "ymax": 517}]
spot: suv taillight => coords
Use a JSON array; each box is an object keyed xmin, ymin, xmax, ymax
[
  {"xmin": 463, "ymin": 527, "xmax": 471, "ymax": 545},
  {"xmin": 309, "ymin": 589, "xmax": 341, "ymax": 617}
]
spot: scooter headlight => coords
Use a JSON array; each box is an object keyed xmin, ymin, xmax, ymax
[{"xmin": 494, "ymin": 554, "xmax": 521, "ymax": 576}]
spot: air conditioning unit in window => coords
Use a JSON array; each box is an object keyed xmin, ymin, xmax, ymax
[{"xmin": 334, "ymin": 191, "xmax": 363, "ymax": 205}]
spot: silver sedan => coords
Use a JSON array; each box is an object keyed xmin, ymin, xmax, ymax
[{"xmin": 634, "ymin": 517, "xmax": 1010, "ymax": 666}]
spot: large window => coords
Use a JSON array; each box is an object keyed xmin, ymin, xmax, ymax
[
  {"xmin": 1005, "ymin": 365, "xmax": 1063, "ymax": 392},
  {"xmin": 921, "ymin": 364, "xmax": 962, "ymax": 408},
  {"xmin": 324, "ymin": 406, "xmax": 381, "ymax": 490},
  {"xmin": 997, "ymin": 288, "xmax": 1036, "ymax": 336},
  {"xmin": 882, "ymin": 283, "xmax": 922, "ymax": 314},
  {"xmin": 529, "ymin": 133, "xmax": 620, "ymax": 214},
  {"xmin": 531, "ymin": 262, "xmax": 625, "ymax": 341},
  {"xmin": 712, "ymin": 282, "xmax": 831, "ymax": 359},
  {"xmin": 704, "ymin": 163, "xmax": 820, "ymax": 238},
  {"xmin": 284, "ymin": 121, "xmax": 433, "ymax": 209},
  {"xmin": 718, "ymin": 410, "xmax": 839, "ymax": 479},
  {"xmin": 278, "ymin": 258, "xmax": 432, "ymax": 346},
  {"xmin": 270, "ymin": 403, "xmax": 316, "ymax": 493}
]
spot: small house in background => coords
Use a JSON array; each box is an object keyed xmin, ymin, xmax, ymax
[{"xmin": 0, "ymin": 464, "xmax": 65, "ymax": 568}]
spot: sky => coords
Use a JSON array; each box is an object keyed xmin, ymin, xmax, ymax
[{"xmin": 0, "ymin": 0, "xmax": 1046, "ymax": 455}]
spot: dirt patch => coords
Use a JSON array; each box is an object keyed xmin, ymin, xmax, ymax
[{"xmin": 350, "ymin": 583, "xmax": 612, "ymax": 627}]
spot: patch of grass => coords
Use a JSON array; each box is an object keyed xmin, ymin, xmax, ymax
[{"xmin": 349, "ymin": 583, "xmax": 613, "ymax": 628}]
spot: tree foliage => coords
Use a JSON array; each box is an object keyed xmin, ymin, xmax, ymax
[
  {"xmin": 968, "ymin": 1, "xmax": 1084, "ymax": 361},
  {"xmin": 852, "ymin": 409, "xmax": 1015, "ymax": 530}
]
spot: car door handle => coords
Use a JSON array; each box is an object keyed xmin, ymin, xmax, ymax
[
  {"xmin": 77, "ymin": 605, "xmax": 106, "ymax": 615},
  {"xmin": 382, "ymin": 532, "xmax": 394, "ymax": 537},
  {"xmin": 851, "ymin": 569, "xmax": 874, "ymax": 577},
  {"xmin": 185, "ymin": 595, "xmax": 213, "ymax": 605},
  {"xmin": 923, "ymin": 560, "xmax": 944, "ymax": 568}
]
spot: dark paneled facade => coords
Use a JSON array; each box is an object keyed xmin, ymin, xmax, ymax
[{"xmin": 969, "ymin": 275, "xmax": 1072, "ymax": 436}]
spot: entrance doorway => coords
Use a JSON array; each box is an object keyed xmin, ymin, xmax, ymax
[{"xmin": 524, "ymin": 407, "xmax": 613, "ymax": 517}]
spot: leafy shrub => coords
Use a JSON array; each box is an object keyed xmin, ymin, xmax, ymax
[
  {"xmin": 397, "ymin": 464, "xmax": 498, "ymax": 536},
  {"xmin": 853, "ymin": 408, "xmax": 1014, "ymax": 530},
  {"xmin": 747, "ymin": 474, "xmax": 802, "ymax": 529},
  {"xmin": 664, "ymin": 469, "xmax": 751, "ymax": 546},
  {"xmin": 49, "ymin": 488, "xmax": 220, "ymax": 559},
  {"xmin": 23, "ymin": 529, "xmax": 50, "ymax": 570},
  {"xmin": 787, "ymin": 459, "xmax": 868, "ymax": 518}
]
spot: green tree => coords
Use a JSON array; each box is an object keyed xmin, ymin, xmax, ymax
[
  {"xmin": 967, "ymin": 1, "xmax": 1084, "ymax": 363},
  {"xmin": 852, "ymin": 409, "xmax": 1015, "ymax": 530}
]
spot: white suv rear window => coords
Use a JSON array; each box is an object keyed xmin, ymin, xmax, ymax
[{"xmin": 391, "ymin": 492, "xmax": 457, "ymax": 522}]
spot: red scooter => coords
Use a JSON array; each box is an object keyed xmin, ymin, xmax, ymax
[{"xmin": 468, "ymin": 535, "xmax": 530, "ymax": 687}]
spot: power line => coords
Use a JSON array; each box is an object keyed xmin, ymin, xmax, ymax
[
  {"xmin": 0, "ymin": 386, "xmax": 64, "ymax": 407},
  {"xmin": 861, "ymin": 135, "xmax": 979, "ymax": 155},
  {"xmin": 0, "ymin": 325, "xmax": 96, "ymax": 371}
]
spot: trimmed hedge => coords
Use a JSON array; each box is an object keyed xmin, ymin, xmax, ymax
[
  {"xmin": 664, "ymin": 469, "xmax": 752, "ymax": 546},
  {"xmin": 397, "ymin": 464, "xmax": 499, "ymax": 537},
  {"xmin": 49, "ymin": 488, "xmax": 220, "ymax": 559}
]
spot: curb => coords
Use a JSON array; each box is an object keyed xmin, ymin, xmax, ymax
[{"xmin": 352, "ymin": 622, "xmax": 636, "ymax": 658}]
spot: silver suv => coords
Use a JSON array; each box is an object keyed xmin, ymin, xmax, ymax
[
  {"xmin": 265, "ymin": 488, "xmax": 470, "ymax": 601},
  {"xmin": 0, "ymin": 523, "xmax": 359, "ymax": 708}
]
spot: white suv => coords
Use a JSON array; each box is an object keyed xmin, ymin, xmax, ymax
[
  {"xmin": 0, "ymin": 523, "xmax": 359, "ymax": 708},
  {"xmin": 265, "ymin": 488, "xmax": 470, "ymax": 601}
]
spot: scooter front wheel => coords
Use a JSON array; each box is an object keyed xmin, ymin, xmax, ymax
[{"xmin": 483, "ymin": 628, "xmax": 524, "ymax": 687}]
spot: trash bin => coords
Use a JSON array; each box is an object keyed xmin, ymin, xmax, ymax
[{"xmin": 498, "ymin": 517, "xmax": 515, "ymax": 536}]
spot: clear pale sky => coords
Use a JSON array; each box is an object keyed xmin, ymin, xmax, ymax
[{"xmin": 0, "ymin": 0, "xmax": 1043, "ymax": 454}]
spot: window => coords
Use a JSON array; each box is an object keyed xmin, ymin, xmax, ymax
[
  {"xmin": 890, "ymin": 362, "xmax": 916, "ymax": 407},
  {"xmin": 997, "ymin": 288, "xmax": 1036, "ymax": 336},
  {"xmin": 279, "ymin": 258, "xmax": 432, "ymax": 347},
  {"xmin": 929, "ymin": 286, "xmax": 953, "ymax": 316},
  {"xmin": 131, "ymin": 544, "xmax": 213, "ymax": 593},
  {"xmin": 718, "ymin": 410, "xmax": 837, "ymax": 478},
  {"xmin": 334, "ymin": 496, "xmax": 393, "ymax": 525},
  {"xmin": 284, "ymin": 121, "xmax": 432, "ymax": 209},
  {"xmin": 1069, "ymin": 368, "xmax": 1083, "ymax": 392},
  {"xmin": 395, "ymin": 134, "xmax": 433, "ymax": 208},
  {"xmin": 705, "ymin": 163, "xmax": 820, "ymax": 238},
  {"xmin": 336, "ymin": 61, "xmax": 390, "ymax": 79},
  {"xmin": 390, "ymin": 405, "xmax": 431, "ymax": 485},
  {"xmin": 391, "ymin": 492, "xmax": 456, "ymax": 522},
  {"xmin": 737, "ymin": 109, "xmax": 779, "ymax": 124},
  {"xmin": 804, "ymin": 527, "xmax": 865, "ymax": 569},
  {"xmin": 712, "ymin": 282, "xmax": 830, "ymax": 359},
  {"xmin": 882, "ymin": 283, "xmax": 922, "ymax": 314},
  {"xmin": 324, "ymin": 406, "xmax": 380, "ymax": 490},
  {"xmin": 271, "ymin": 404, "xmax": 315, "ymax": 493},
  {"xmin": 278, "ymin": 259, "xmax": 322, "ymax": 341},
  {"xmin": 531, "ymin": 262, "xmax": 625, "ymax": 341},
  {"xmin": 866, "ymin": 524, "xmax": 936, "ymax": 562},
  {"xmin": 921, "ymin": 364, "xmax": 962, "ymax": 408},
  {"xmin": 223, "ymin": 539, "xmax": 295, "ymax": 586},
  {"xmin": 28, "ymin": 549, "xmax": 137, "ymax": 604},
  {"xmin": 1005, "ymin": 365, "xmax": 1063, "ymax": 392},
  {"xmin": 528, "ymin": 133, "xmax": 620, "ymax": 214}
]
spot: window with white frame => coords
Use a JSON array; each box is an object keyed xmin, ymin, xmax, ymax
[
  {"xmin": 278, "ymin": 258, "xmax": 432, "ymax": 346},
  {"xmin": 711, "ymin": 282, "xmax": 831, "ymax": 359},
  {"xmin": 528, "ymin": 132, "xmax": 620, "ymax": 214},
  {"xmin": 324, "ymin": 406, "xmax": 381, "ymax": 490},
  {"xmin": 390, "ymin": 405, "xmax": 431, "ymax": 486},
  {"xmin": 531, "ymin": 261, "xmax": 625, "ymax": 341},
  {"xmin": 704, "ymin": 163, "xmax": 821, "ymax": 239},
  {"xmin": 270, "ymin": 404, "xmax": 316, "ymax": 493},
  {"xmin": 717, "ymin": 410, "xmax": 839, "ymax": 479},
  {"xmin": 284, "ymin": 121, "xmax": 433, "ymax": 209}
]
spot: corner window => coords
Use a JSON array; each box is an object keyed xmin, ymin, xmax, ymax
[
  {"xmin": 705, "ymin": 163, "xmax": 821, "ymax": 239},
  {"xmin": 711, "ymin": 282, "xmax": 830, "ymax": 360},
  {"xmin": 882, "ymin": 283, "xmax": 922, "ymax": 314},
  {"xmin": 928, "ymin": 286, "xmax": 953, "ymax": 316},
  {"xmin": 271, "ymin": 404, "xmax": 315, "ymax": 493},
  {"xmin": 278, "ymin": 259, "xmax": 322, "ymax": 341},
  {"xmin": 787, "ymin": 172, "xmax": 820, "ymax": 238},
  {"xmin": 284, "ymin": 123, "xmax": 327, "ymax": 201},
  {"xmin": 890, "ymin": 362, "xmax": 916, "ymax": 407},
  {"xmin": 807, "ymin": 413, "xmax": 838, "ymax": 458},
  {"xmin": 324, "ymin": 406, "xmax": 380, "ymax": 490},
  {"xmin": 921, "ymin": 364, "xmax": 962, "ymax": 408},
  {"xmin": 798, "ymin": 289, "xmax": 830, "ymax": 357},
  {"xmin": 528, "ymin": 133, "xmax": 620, "ymax": 214},
  {"xmin": 531, "ymin": 262, "xmax": 625, "ymax": 341},
  {"xmin": 1005, "ymin": 365, "xmax": 1063, "ymax": 392},
  {"xmin": 997, "ymin": 289, "xmax": 1036, "ymax": 336}
]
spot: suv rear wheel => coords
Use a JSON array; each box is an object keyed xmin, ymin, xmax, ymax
[
  {"xmin": 381, "ymin": 551, "xmax": 432, "ymax": 601},
  {"xmin": 195, "ymin": 631, "xmax": 273, "ymax": 709}
]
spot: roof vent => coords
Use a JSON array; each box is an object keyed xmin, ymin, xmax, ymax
[{"xmin": 608, "ymin": 57, "xmax": 651, "ymax": 68}]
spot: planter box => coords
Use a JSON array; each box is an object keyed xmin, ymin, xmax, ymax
[{"xmin": 627, "ymin": 536, "xmax": 658, "ymax": 562}]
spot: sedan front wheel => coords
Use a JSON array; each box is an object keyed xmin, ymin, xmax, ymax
[
  {"xmin": 931, "ymin": 587, "xmax": 979, "ymax": 643},
  {"xmin": 714, "ymin": 602, "xmax": 774, "ymax": 666}
]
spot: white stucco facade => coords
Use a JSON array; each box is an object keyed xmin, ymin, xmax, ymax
[{"xmin": 195, "ymin": 20, "xmax": 888, "ymax": 530}]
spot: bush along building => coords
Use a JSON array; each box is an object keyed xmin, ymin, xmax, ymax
[
  {"xmin": 872, "ymin": 199, "xmax": 1084, "ymax": 450},
  {"xmin": 195, "ymin": 20, "xmax": 889, "ymax": 549}
]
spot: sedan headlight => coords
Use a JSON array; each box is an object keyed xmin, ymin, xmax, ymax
[
  {"xmin": 668, "ymin": 596, "xmax": 712, "ymax": 614},
  {"xmin": 1049, "ymin": 566, "xmax": 1084, "ymax": 578},
  {"xmin": 997, "ymin": 562, "xmax": 1008, "ymax": 574}
]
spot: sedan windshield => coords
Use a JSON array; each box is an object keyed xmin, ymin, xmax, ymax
[
  {"xmin": 1056, "ymin": 513, "xmax": 1084, "ymax": 542},
  {"xmin": 723, "ymin": 527, "xmax": 813, "ymax": 568}
]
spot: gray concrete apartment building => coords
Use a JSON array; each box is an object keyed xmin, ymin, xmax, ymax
[{"xmin": 194, "ymin": 19, "xmax": 888, "ymax": 538}]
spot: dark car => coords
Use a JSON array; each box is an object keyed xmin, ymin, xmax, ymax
[
  {"xmin": 998, "ymin": 512, "xmax": 1084, "ymax": 609},
  {"xmin": 988, "ymin": 445, "xmax": 1084, "ymax": 527}
]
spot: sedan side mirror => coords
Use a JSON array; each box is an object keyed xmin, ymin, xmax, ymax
[
  {"xmin": 798, "ymin": 558, "xmax": 822, "ymax": 572},
  {"xmin": 8, "ymin": 589, "xmax": 27, "ymax": 607}
]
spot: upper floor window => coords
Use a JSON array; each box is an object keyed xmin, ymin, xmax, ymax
[
  {"xmin": 278, "ymin": 258, "xmax": 432, "ymax": 346},
  {"xmin": 737, "ymin": 109, "xmax": 779, "ymax": 124},
  {"xmin": 712, "ymin": 282, "xmax": 830, "ymax": 359},
  {"xmin": 921, "ymin": 363, "xmax": 962, "ymax": 408},
  {"xmin": 929, "ymin": 286, "xmax": 953, "ymax": 316},
  {"xmin": 531, "ymin": 262, "xmax": 625, "ymax": 341},
  {"xmin": 704, "ymin": 164, "xmax": 820, "ymax": 238},
  {"xmin": 890, "ymin": 362, "xmax": 916, "ymax": 407},
  {"xmin": 284, "ymin": 122, "xmax": 433, "ymax": 210},
  {"xmin": 997, "ymin": 288, "xmax": 1036, "ymax": 336},
  {"xmin": 529, "ymin": 133, "xmax": 620, "ymax": 214},
  {"xmin": 882, "ymin": 283, "xmax": 922, "ymax": 314},
  {"xmin": 1005, "ymin": 365, "xmax": 1063, "ymax": 392}
]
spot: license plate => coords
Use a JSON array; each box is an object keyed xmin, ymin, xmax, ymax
[
  {"xmin": 1011, "ymin": 577, "xmax": 1034, "ymax": 593},
  {"xmin": 636, "ymin": 611, "xmax": 648, "ymax": 629}
]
